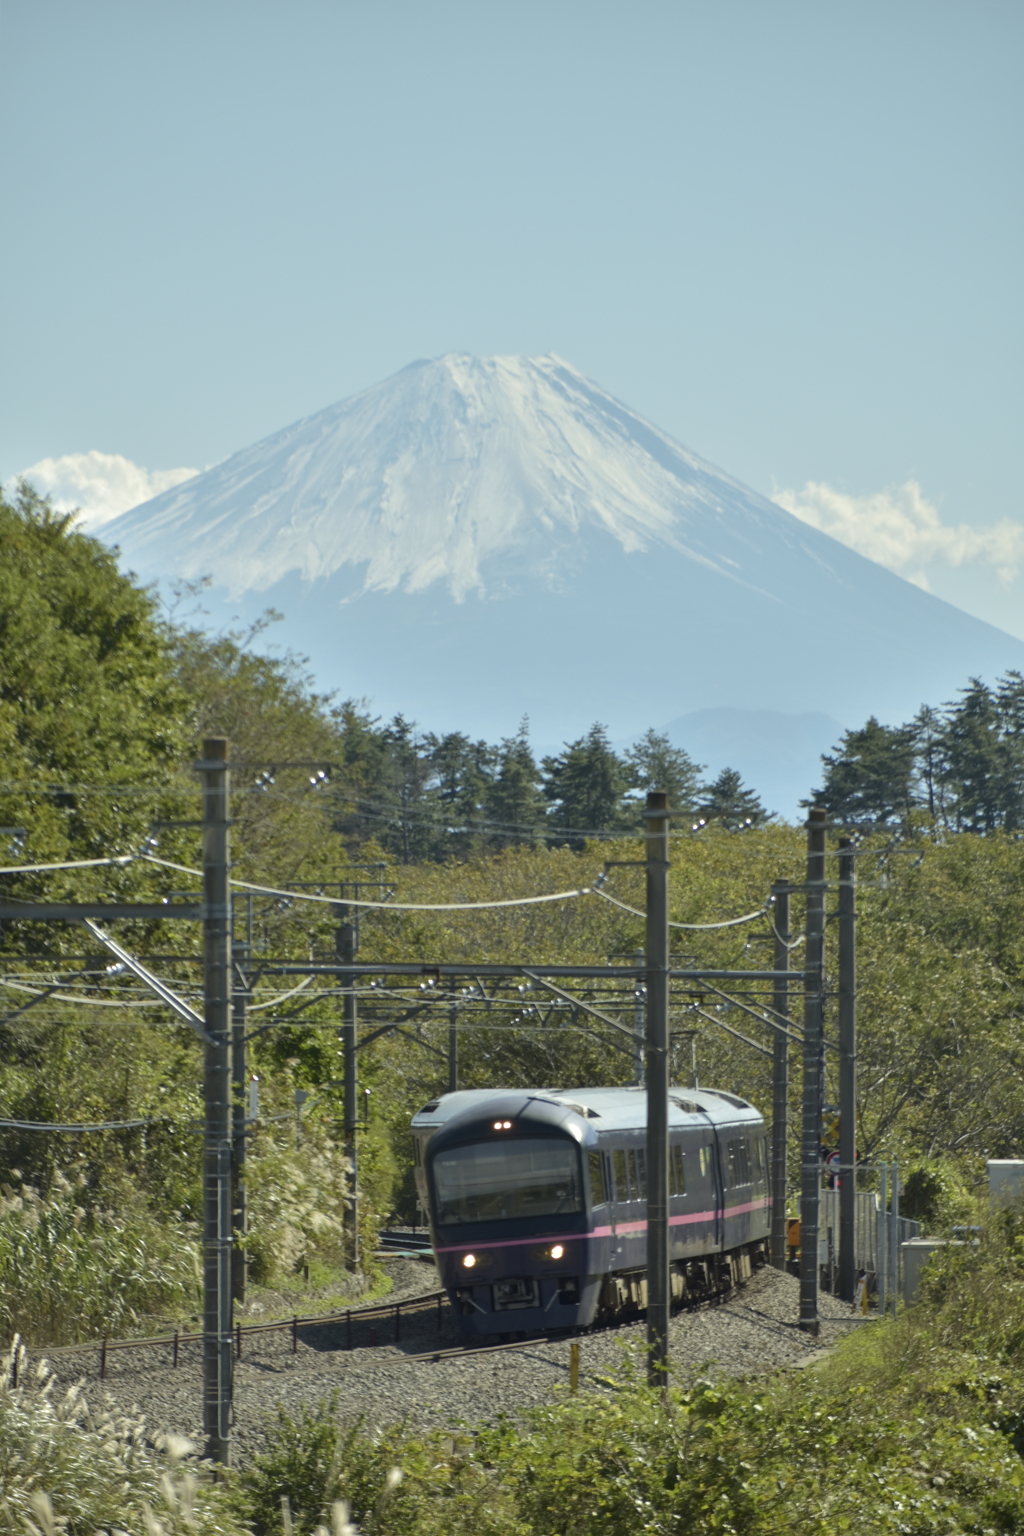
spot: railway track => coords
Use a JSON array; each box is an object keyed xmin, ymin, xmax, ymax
[
  {"xmin": 39, "ymin": 1255, "xmax": 750, "ymax": 1385},
  {"xmin": 38, "ymin": 1267, "xmax": 861, "ymax": 1463},
  {"xmin": 40, "ymin": 1284, "xmax": 449, "ymax": 1380},
  {"xmin": 377, "ymin": 1227, "xmax": 433, "ymax": 1254}
]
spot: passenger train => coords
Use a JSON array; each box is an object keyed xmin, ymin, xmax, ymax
[{"xmin": 411, "ymin": 1085, "xmax": 770, "ymax": 1341}]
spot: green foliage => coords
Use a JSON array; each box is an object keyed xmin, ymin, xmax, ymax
[
  {"xmin": 0, "ymin": 1172, "xmax": 198, "ymax": 1346},
  {"xmin": 809, "ymin": 672, "xmax": 1024, "ymax": 832},
  {"xmin": 698, "ymin": 767, "xmax": 768, "ymax": 830},
  {"xmin": 167, "ymin": 614, "xmax": 352, "ymax": 890},
  {"xmin": 244, "ymin": 1130, "xmax": 350, "ymax": 1286},
  {"xmin": 0, "ymin": 485, "xmax": 186, "ymax": 836},
  {"xmin": 810, "ymin": 715, "xmax": 917, "ymax": 827},
  {"xmin": 484, "ymin": 718, "xmax": 547, "ymax": 844},
  {"xmin": 899, "ymin": 1158, "xmax": 975, "ymax": 1228},
  {"xmin": 240, "ymin": 1261, "xmax": 1024, "ymax": 1534},
  {"xmin": 542, "ymin": 723, "xmax": 631, "ymax": 846},
  {"xmin": 0, "ymin": 1340, "xmax": 245, "ymax": 1534},
  {"xmin": 624, "ymin": 729, "xmax": 705, "ymax": 819},
  {"xmin": 0, "ymin": 484, "xmax": 192, "ymax": 956}
]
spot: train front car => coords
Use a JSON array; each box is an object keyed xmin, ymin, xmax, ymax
[{"xmin": 420, "ymin": 1093, "xmax": 605, "ymax": 1341}]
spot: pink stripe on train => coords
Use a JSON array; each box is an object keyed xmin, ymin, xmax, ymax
[{"xmin": 434, "ymin": 1196, "xmax": 768, "ymax": 1255}]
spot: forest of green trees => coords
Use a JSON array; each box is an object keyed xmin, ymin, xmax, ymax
[{"xmin": 6, "ymin": 482, "xmax": 1024, "ymax": 1529}]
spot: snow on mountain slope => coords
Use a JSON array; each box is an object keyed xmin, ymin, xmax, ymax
[
  {"xmin": 103, "ymin": 354, "xmax": 849, "ymax": 603},
  {"xmin": 101, "ymin": 355, "xmax": 1024, "ymax": 810}
]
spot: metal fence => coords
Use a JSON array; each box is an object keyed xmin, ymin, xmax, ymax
[{"xmin": 819, "ymin": 1185, "xmax": 920, "ymax": 1310}]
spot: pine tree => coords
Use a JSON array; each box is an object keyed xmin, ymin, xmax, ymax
[
  {"xmin": 698, "ymin": 768, "xmax": 767, "ymax": 830},
  {"xmin": 910, "ymin": 705, "xmax": 950, "ymax": 826},
  {"xmin": 484, "ymin": 718, "xmax": 545, "ymax": 843},
  {"xmin": 376, "ymin": 715, "xmax": 434, "ymax": 862},
  {"xmin": 422, "ymin": 730, "xmax": 496, "ymax": 854},
  {"xmin": 807, "ymin": 717, "xmax": 917, "ymax": 827},
  {"xmin": 624, "ymin": 729, "xmax": 704, "ymax": 818},
  {"xmin": 940, "ymin": 680, "xmax": 1016, "ymax": 833},
  {"xmin": 541, "ymin": 723, "xmax": 629, "ymax": 847}
]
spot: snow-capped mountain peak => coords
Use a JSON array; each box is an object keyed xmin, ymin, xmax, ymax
[{"xmin": 103, "ymin": 353, "xmax": 807, "ymax": 601}]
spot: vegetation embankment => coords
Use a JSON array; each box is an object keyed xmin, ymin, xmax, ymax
[
  {"xmin": 10, "ymin": 1211, "xmax": 1024, "ymax": 1534},
  {"xmin": 226, "ymin": 1211, "xmax": 1024, "ymax": 1534}
]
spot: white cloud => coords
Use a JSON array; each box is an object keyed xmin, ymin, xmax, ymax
[
  {"xmin": 14, "ymin": 451, "xmax": 199, "ymax": 529},
  {"xmin": 773, "ymin": 479, "xmax": 1024, "ymax": 586}
]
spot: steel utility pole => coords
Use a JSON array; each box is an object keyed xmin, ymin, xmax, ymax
[
  {"xmin": 769, "ymin": 881, "xmax": 791, "ymax": 1270},
  {"xmin": 838, "ymin": 837, "xmax": 857, "ymax": 1303},
  {"xmin": 337, "ymin": 908, "xmax": 359, "ymax": 1270},
  {"xmin": 645, "ymin": 790, "xmax": 671, "ymax": 1386},
  {"xmin": 448, "ymin": 998, "xmax": 458, "ymax": 1093},
  {"xmin": 633, "ymin": 950, "xmax": 645, "ymax": 1087},
  {"xmin": 231, "ymin": 921, "xmax": 249, "ymax": 1304},
  {"xmin": 200, "ymin": 737, "xmax": 233, "ymax": 1464},
  {"xmin": 799, "ymin": 807, "xmax": 827, "ymax": 1334}
]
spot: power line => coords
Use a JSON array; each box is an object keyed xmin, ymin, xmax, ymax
[
  {"xmin": 0, "ymin": 855, "xmax": 135, "ymax": 875},
  {"xmin": 0, "ymin": 1115, "xmax": 156, "ymax": 1132},
  {"xmin": 141, "ymin": 854, "xmax": 594, "ymax": 912},
  {"xmin": 592, "ymin": 886, "xmax": 772, "ymax": 931}
]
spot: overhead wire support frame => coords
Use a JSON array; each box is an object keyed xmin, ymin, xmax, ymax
[{"xmin": 265, "ymin": 963, "xmax": 806, "ymax": 982}]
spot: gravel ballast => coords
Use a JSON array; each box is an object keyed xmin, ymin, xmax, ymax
[{"xmin": 42, "ymin": 1259, "xmax": 866, "ymax": 1464}]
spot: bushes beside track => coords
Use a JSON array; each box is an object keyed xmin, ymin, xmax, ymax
[{"xmin": 235, "ymin": 1211, "xmax": 1024, "ymax": 1535}]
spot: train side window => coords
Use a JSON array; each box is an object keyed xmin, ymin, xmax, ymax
[
  {"xmin": 727, "ymin": 1138, "xmax": 751, "ymax": 1186},
  {"xmin": 699, "ymin": 1145, "xmax": 711, "ymax": 1179},
  {"xmin": 588, "ymin": 1149, "xmax": 606, "ymax": 1203},
  {"xmin": 670, "ymin": 1144, "xmax": 686, "ymax": 1196},
  {"xmin": 613, "ymin": 1149, "xmax": 627, "ymax": 1201},
  {"xmin": 626, "ymin": 1149, "xmax": 640, "ymax": 1200},
  {"xmin": 635, "ymin": 1148, "xmax": 647, "ymax": 1197},
  {"xmin": 756, "ymin": 1138, "xmax": 768, "ymax": 1181}
]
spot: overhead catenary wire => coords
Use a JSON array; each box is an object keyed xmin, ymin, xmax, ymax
[
  {"xmin": 140, "ymin": 854, "xmax": 594, "ymax": 911},
  {"xmin": 246, "ymin": 975, "xmax": 314, "ymax": 1011},
  {"xmin": 2, "ymin": 849, "xmax": 788, "ymax": 929},
  {"xmin": 0, "ymin": 977, "xmax": 188, "ymax": 1008},
  {"xmin": 591, "ymin": 886, "xmax": 772, "ymax": 931},
  {"xmin": 0, "ymin": 1116, "xmax": 156, "ymax": 1132},
  {"xmin": 0, "ymin": 855, "xmax": 136, "ymax": 876}
]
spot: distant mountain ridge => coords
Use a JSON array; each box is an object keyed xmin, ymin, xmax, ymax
[{"xmin": 101, "ymin": 354, "xmax": 1024, "ymax": 815}]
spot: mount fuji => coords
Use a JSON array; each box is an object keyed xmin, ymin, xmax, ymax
[{"xmin": 101, "ymin": 354, "xmax": 1024, "ymax": 814}]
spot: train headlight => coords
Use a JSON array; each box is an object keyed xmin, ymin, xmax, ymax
[
  {"xmin": 462, "ymin": 1253, "xmax": 477, "ymax": 1269},
  {"xmin": 550, "ymin": 1244, "xmax": 564, "ymax": 1260},
  {"xmin": 492, "ymin": 1120, "xmax": 512, "ymax": 1130}
]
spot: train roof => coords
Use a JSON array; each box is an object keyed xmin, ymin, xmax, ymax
[{"xmin": 411, "ymin": 1085, "xmax": 763, "ymax": 1135}]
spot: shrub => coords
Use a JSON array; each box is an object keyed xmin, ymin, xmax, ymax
[
  {"xmin": 0, "ymin": 1172, "xmax": 198, "ymax": 1346},
  {"xmin": 245, "ymin": 1136, "xmax": 350, "ymax": 1285},
  {"xmin": 0, "ymin": 1338, "xmax": 246, "ymax": 1535},
  {"xmin": 240, "ymin": 1340, "xmax": 1024, "ymax": 1534}
]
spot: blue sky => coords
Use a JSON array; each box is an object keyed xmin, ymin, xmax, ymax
[{"xmin": 3, "ymin": 1, "xmax": 1023, "ymax": 636}]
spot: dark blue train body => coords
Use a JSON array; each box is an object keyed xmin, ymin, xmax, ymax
[{"xmin": 411, "ymin": 1085, "xmax": 770, "ymax": 1341}]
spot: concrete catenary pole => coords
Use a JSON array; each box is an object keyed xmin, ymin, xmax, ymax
[
  {"xmin": 200, "ymin": 737, "xmax": 233, "ymax": 1464},
  {"xmin": 799, "ymin": 807, "xmax": 827, "ymax": 1335},
  {"xmin": 644, "ymin": 790, "xmax": 671, "ymax": 1385},
  {"xmin": 838, "ymin": 837, "xmax": 857, "ymax": 1303},
  {"xmin": 769, "ymin": 881, "xmax": 791, "ymax": 1271},
  {"xmin": 337, "ymin": 909, "xmax": 359, "ymax": 1270}
]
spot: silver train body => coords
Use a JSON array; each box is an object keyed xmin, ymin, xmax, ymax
[{"xmin": 411, "ymin": 1085, "xmax": 770, "ymax": 1341}]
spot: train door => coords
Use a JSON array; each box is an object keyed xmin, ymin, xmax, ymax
[{"xmin": 709, "ymin": 1126, "xmax": 725, "ymax": 1248}]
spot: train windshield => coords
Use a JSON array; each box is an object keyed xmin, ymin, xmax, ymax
[{"xmin": 432, "ymin": 1138, "xmax": 582, "ymax": 1224}]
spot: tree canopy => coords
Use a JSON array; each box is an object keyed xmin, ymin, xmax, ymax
[{"xmin": 808, "ymin": 674, "xmax": 1024, "ymax": 832}]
